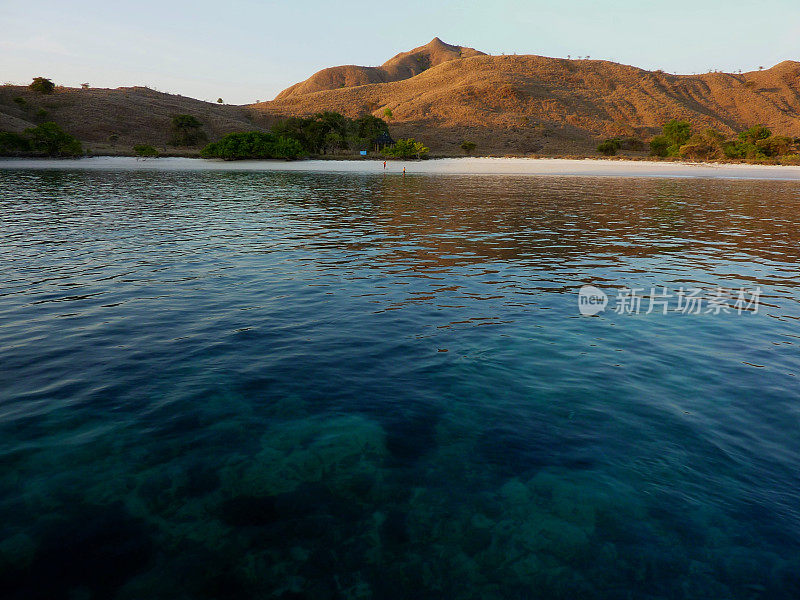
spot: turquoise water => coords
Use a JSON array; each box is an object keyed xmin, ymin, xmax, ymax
[{"xmin": 0, "ymin": 166, "xmax": 799, "ymax": 599}]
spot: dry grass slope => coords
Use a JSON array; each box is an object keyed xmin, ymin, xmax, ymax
[
  {"xmin": 260, "ymin": 43, "xmax": 800, "ymax": 155},
  {"xmin": 2, "ymin": 39, "xmax": 799, "ymax": 156},
  {"xmin": 274, "ymin": 38, "xmax": 485, "ymax": 99},
  {"xmin": 0, "ymin": 85, "xmax": 271, "ymax": 154}
]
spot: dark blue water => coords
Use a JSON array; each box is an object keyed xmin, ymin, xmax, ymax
[{"xmin": 1, "ymin": 166, "xmax": 799, "ymax": 599}]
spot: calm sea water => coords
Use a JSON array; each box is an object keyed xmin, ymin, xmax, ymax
[{"xmin": 1, "ymin": 163, "xmax": 799, "ymax": 599}]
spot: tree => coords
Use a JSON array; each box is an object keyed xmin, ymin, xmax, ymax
[
  {"xmin": 663, "ymin": 120, "xmax": 692, "ymax": 147},
  {"xmin": 200, "ymin": 131, "xmax": 304, "ymax": 160},
  {"xmin": 460, "ymin": 140, "xmax": 476, "ymax": 154},
  {"xmin": 381, "ymin": 138, "xmax": 429, "ymax": 159},
  {"xmin": 383, "ymin": 107, "xmax": 393, "ymax": 121},
  {"xmin": 217, "ymin": 98, "xmax": 223, "ymax": 104},
  {"xmin": 355, "ymin": 114, "xmax": 389, "ymax": 145},
  {"xmin": 649, "ymin": 135, "xmax": 671, "ymax": 157},
  {"xmin": 597, "ymin": 138, "xmax": 621, "ymax": 156},
  {"xmin": 29, "ymin": 77, "xmax": 55, "ymax": 94},
  {"xmin": 170, "ymin": 114, "xmax": 207, "ymax": 146},
  {"xmin": 133, "ymin": 144, "xmax": 159, "ymax": 157},
  {"xmin": 0, "ymin": 132, "xmax": 30, "ymax": 155},
  {"xmin": 270, "ymin": 112, "xmax": 389, "ymax": 155},
  {"xmin": 651, "ymin": 120, "xmax": 693, "ymax": 157},
  {"xmin": 23, "ymin": 122, "xmax": 82, "ymax": 156},
  {"xmin": 678, "ymin": 129, "xmax": 726, "ymax": 160},
  {"xmin": 738, "ymin": 125, "xmax": 771, "ymax": 144},
  {"xmin": 81, "ymin": 83, "xmax": 90, "ymax": 90}
]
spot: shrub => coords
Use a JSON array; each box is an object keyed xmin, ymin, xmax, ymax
[
  {"xmin": 663, "ymin": 120, "xmax": 692, "ymax": 147},
  {"xmin": 29, "ymin": 77, "xmax": 55, "ymax": 94},
  {"xmin": 133, "ymin": 144, "xmax": 159, "ymax": 157},
  {"xmin": 383, "ymin": 108, "xmax": 393, "ymax": 121},
  {"xmin": 170, "ymin": 114, "xmax": 207, "ymax": 146},
  {"xmin": 597, "ymin": 138, "xmax": 622, "ymax": 156},
  {"xmin": 756, "ymin": 135, "xmax": 793, "ymax": 157},
  {"xmin": 678, "ymin": 129, "xmax": 726, "ymax": 160},
  {"xmin": 217, "ymin": 98, "xmax": 223, "ymax": 104},
  {"xmin": 738, "ymin": 125, "xmax": 771, "ymax": 144},
  {"xmin": 270, "ymin": 112, "xmax": 388, "ymax": 154},
  {"xmin": 649, "ymin": 135, "xmax": 671, "ymax": 157},
  {"xmin": 721, "ymin": 128, "xmax": 791, "ymax": 160},
  {"xmin": 381, "ymin": 138, "xmax": 429, "ymax": 159},
  {"xmin": 650, "ymin": 120, "xmax": 694, "ymax": 157},
  {"xmin": 0, "ymin": 131, "xmax": 30, "ymax": 155},
  {"xmin": 620, "ymin": 137, "xmax": 645, "ymax": 151},
  {"xmin": 35, "ymin": 108, "xmax": 50, "ymax": 121},
  {"xmin": 12, "ymin": 97, "xmax": 26, "ymax": 107},
  {"xmin": 200, "ymin": 131, "xmax": 304, "ymax": 160},
  {"xmin": 460, "ymin": 140, "xmax": 476, "ymax": 154},
  {"xmin": 23, "ymin": 122, "xmax": 82, "ymax": 156}
]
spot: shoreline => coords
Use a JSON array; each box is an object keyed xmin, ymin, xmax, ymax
[{"xmin": 3, "ymin": 156, "xmax": 800, "ymax": 180}]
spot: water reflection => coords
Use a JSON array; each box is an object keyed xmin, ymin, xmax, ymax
[{"xmin": 0, "ymin": 169, "xmax": 799, "ymax": 599}]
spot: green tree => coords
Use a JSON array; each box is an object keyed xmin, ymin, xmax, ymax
[
  {"xmin": 200, "ymin": 131, "xmax": 304, "ymax": 160},
  {"xmin": 663, "ymin": 120, "xmax": 692, "ymax": 147},
  {"xmin": 461, "ymin": 140, "xmax": 477, "ymax": 154},
  {"xmin": 29, "ymin": 77, "xmax": 55, "ymax": 94},
  {"xmin": 651, "ymin": 120, "xmax": 693, "ymax": 157},
  {"xmin": 381, "ymin": 138, "xmax": 429, "ymax": 159},
  {"xmin": 649, "ymin": 135, "xmax": 671, "ymax": 157},
  {"xmin": 383, "ymin": 107, "xmax": 393, "ymax": 121},
  {"xmin": 23, "ymin": 122, "xmax": 82, "ymax": 156},
  {"xmin": 597, "ymin": 138, "xmax": 622, "ymax": 156},
  {"xmin": 217, "ymin": 98, "xmax": 223, "ymax": 104},
  {"xmin": 170, "ymin": 114, "xmax": 207, "ymax": 146},
  {"xmin": 678, "ymin": 129, "xmax": 726, "ymax": 160},
  {"xmin": 0, "ymin": 132, "xmax": 31, "ymax": 155},
  {"xmin": 133, "ymin": 144, "xmax": 159, "ymax": 157},
  {"xmin": 355, "ymin": 114, "xmax": 389, "ymax": 146},
  {"xmin": 271, "ymin": 112, "xmax": 390, "ymax": 155},
  {"xmin": 738, "ymin": 125, "xmax": 771, "ymax": 144},
  {"xmin": 756, "ymin": 135, "xmax": 792, "ymax": 157}
]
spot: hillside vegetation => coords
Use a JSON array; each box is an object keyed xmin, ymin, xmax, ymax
[{"xmin": 3, "ymin": 38, "xmax": 800, "ymax": 157}]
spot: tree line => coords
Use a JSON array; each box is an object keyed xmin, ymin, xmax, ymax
[
  {"xmin": 650, "ymin": 121, "xmax": 798, "ymax": 161},
  {"xmin": 598, "ymin": 121, "xmax": 800, "ymax": 161}
]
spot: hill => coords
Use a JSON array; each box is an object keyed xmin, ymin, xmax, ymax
[
  {"xmin": 2, "ymin": 39, "xmax": 800, "ymax": 156},
  {"xmin": 0, "ymin": 85, "xmax": 272, "ymax": 155},
  {"xmin": 275, "ymin": 38, "xmax": 485, "ymax": 100},
  {"xmin": 260, "ymin": 40, "xmax": 800, "ymax": 154}
]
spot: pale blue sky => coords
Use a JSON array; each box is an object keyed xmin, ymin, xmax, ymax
[{"xmin": 1, "ymin": 0, "xmax": 799, "ymax": 104}]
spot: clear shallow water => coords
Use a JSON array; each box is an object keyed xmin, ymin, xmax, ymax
[{"xmin": 0, "ymin": 167, "xmax": 799, "ymax": 599}]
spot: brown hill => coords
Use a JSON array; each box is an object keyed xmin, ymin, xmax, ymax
[
  {"xmin": 2, "ymin": 39, "xmax": 800, "ymax": 156},
  {"xmin": 275, "ymin": 38, "xmax": 485, "ymax": 100},
  {"xmin": 262, "ymin": 42, "xmax": 800, "ymax": 154},
  {"xmin": 0, "ymin": 85, "xmax": 272, "ymax": 154}
]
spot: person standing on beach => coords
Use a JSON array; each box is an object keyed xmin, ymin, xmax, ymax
[
  {"xmin": 403, "ymin": 167, "xmax": 406, "ymax": 176},
  {"xmin": 383, "ymin": 161, "xmax": 387, "ymax": 170}
]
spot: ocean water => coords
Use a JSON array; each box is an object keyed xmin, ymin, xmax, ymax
[{"xmin": 0, "ymin": 163, "xmax": 799, "ymax": 599}]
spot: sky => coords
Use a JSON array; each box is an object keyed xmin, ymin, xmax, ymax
[{"xmin": 1, "ymin": 0, "xmax": 799, "ymax": 104}]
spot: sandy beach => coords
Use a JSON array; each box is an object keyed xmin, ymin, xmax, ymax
[{"xmin": 3, "ymin": 156, "xmax": 800, "ymax": 180}]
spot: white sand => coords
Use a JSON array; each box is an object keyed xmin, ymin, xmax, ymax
[{"xmin": 3, "ymin": 156, "xmax": 800, "ymax": 180}]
